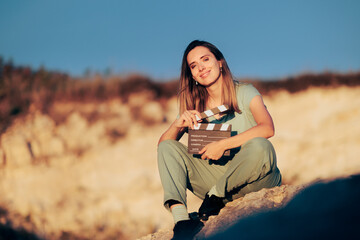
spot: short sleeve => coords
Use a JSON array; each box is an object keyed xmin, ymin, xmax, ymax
[
  {"xmin": 243, "ymin": 84, "xmax": 260, "ymax": 108},
  {"xmin": 236, "ymin": 83, "xmax": 261, "ymax": 111}
]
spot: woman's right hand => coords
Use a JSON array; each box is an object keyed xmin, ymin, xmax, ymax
[
  {"xmin": 174, "ymin": 110, "xmax": 202, "ymax": 129},
  {"xmin": 158, "ymin": 110, "xmax": 202, "ymax": 145}
]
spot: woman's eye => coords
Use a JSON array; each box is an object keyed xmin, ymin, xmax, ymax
[
  {"xmin": 203, "ymin": 57, "xmax": 209, "ymax": 61},
  {"xmin": 190, "ymin": 65, "xmax": 196, "ymax": 69}
]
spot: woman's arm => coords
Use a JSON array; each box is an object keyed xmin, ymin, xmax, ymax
[
  {"xmin": 158, "ymin": 110, "xmax": 202, "ymax": 145},
  {"xmin": 199, "ymin": 95, "xmax": 274, "ymax": 160},
  {"xmin": 158, "ymin": 121, "xmax": 186, "ymax": 145}
]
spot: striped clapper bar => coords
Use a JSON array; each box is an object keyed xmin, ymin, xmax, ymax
[{"xmin": 188, "ymin": 105, "xmax": 232, "ymax": 156}]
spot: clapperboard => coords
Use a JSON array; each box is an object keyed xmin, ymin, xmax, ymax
[{"xmin": 188, "ymin": 105, "xmax": 232, "ymax": 156}]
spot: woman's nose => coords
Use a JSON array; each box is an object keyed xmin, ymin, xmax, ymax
[{"xmin": 198, "ymin": 63, "xmax": 205, "ymax": 71}]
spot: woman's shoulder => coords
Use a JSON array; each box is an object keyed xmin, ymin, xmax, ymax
[
  {"xmin": 234, "ymin": 81, "xmax": 260, "ymax": 107},
  {"xmin": 234, "ymin": 81, "xmax": 259, "ymax": 94}
]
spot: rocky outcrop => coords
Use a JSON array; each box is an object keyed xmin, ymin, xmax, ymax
[
  {"xmin": 0, "ymin": 96, "xmax": 162, "ymax": 168},
  {"xmin": 209, "ymin": 174, "xmax": 360, "ymax": 239},
  {"xmin": 128, "ymin": 92, "xmax": 166, "ymax": 124},
  {"xmin": 1, "ymin": 86, "xmax": 360, "ymax": 240},
  {"xmin": 139, "ymin": 184, "xmax": 304, "ymax": 240},
  {"xmin": 141, "ymin": 175, "xmax": 360, "ymax": 240},
  {"xmin": 198, "ymin": 185, "xmax": 303, "ymax": 238},
  {"xmin": 0, "ymin": 112, "xmax": 64, "ymax": 168}
]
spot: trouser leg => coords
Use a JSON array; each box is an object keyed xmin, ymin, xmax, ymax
[
  {"xmin": 157, "ymin": 139, "xmax": 226, "ymax": 210},
  {"xmin": 214, "ymin": 137, "xmax": 282, "ymax": 199},
  {"xmin": 158, "ymin": 138, "xmax": 282, "ymax": 210}
]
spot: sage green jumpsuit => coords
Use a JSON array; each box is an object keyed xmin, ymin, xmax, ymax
[{"xmin": 158, "ymin": 83, "xmax": 282, "ymax": 210}]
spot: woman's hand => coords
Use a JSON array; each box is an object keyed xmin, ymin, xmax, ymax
[
  {"xmin": 174, "ymin": 110, "xmax": 202, "ymax": 129},
  {"xmin": 158, "ymin": 110, "xmax": 202, "ymax": 145},
  {"xmin": 199, "ymin": 140, "xmax": 226, "ymax": 160}
]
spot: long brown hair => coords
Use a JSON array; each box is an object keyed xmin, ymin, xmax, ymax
[{"xmin": 179, "ymin": 40, "xmax": 241, "ymax": 114}]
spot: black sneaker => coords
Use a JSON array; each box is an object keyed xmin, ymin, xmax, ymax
[
  {"xmin": 198, "ymin": 193, "xmax": 225, "ymax": 221},
  {"xmin": 172, "ymin": 219, "xmax": 204, "ymax": 240}
]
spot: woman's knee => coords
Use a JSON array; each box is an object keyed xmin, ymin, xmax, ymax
[
  {"xmin": 158, "ymin": 140, "xmax": 177, "ymax": 162},
  {"xmin": 158, "ymin": 139, "xmax": 177, "ymax": 152},
  {"xmin": 243, "ymin": 137, "xmax": 274, "ymax": 154},
  {"xmin": 242, "ymin": 137, "xmax": 277, "ymax": 172},
  {"xmin": 157, "ymin": 139, "xmax": 188, "ymax": 165},
  {"xmin": 158, "ymin": 139, "xmax": 186, "ymax": 154}
]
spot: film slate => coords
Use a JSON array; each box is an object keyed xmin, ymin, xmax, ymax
[{"xmin": 188, "ymin": 105, "xmax": 232, "ymax": 156}]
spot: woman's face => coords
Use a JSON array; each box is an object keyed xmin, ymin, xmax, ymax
[{"xmin": 187, "ymin": 46, "xmax": 222, "ymax": 87}]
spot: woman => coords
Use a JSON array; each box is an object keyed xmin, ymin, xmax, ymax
[{"xmin": 157, "ymin": 40, "xmax": 281, "ymax": 239}]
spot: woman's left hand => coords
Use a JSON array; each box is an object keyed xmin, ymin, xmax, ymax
[{"xmin": 199, "ymin": 141, "xmax": 226, "ymax": 160}]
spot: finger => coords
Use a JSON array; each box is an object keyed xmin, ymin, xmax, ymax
[
  {"xmin": 191, "ymin": 114, "xmax": 198, "ymax": 127},
  {"xmin": 188, "ymin": 111, "xmax": 199, "ymax": 126},
  {"xmin": 185, "ymin": 117, "xmax": 193, "ymax": 129},
  {"xmin": 184, "ymin": 112, "xmax": 195, "ymax": 129},
  {"xmin": 183, "ymin": 113, "xmax": 194, "ymax": 129},
  {"xmin": 199, "ymin": 146, "xmax": 206, "ymax": 155},
  {"xmin": 195, "ymin": 111, "xmax": 202, "ymax": 121},
  {"xmin": 190, "ymin": 113, "xmax": 198, "ymax": 128},
  {"xmin": 178, "ymin": 115, "xmax": 189, "ymax": 127},
  {"xmin": 190, "ymin": 110, "xmax": 202, "ymax": 122}
]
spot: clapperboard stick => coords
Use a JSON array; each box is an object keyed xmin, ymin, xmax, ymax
[
  {"xmin": 195, "ymin": 104, "xmax": 230, "ymax": 121},
  {"xmin": 193, "ymin": 104, "xmax": 231, "ymax": 131}
]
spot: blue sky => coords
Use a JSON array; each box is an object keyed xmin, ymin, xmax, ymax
[{"xmin": 1, "ymin": 0, "xmax": 359, "ymax": 80}]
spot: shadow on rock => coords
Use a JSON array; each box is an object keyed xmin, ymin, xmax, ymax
[
  {"xmin": 0, "ymin": 206, "xmax": 42, "ymax": 240},
  {"xmin": 209, "ymin": 174, "xmax": 360, "ymax": 240},
  {"xmin": 0, "ymin": 225, "xmax": 42, "ymax": 240}
]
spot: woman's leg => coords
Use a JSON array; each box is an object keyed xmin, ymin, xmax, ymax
[
  {"xmin": 213, "ymin": 137, "xmax": 282, "ymax": 200},
  {"xmin": 158, "ymin": 140, "xmax": 209, "ymax": 238},
  {"xmin": 157, "ymin": 139, "xmax": 226, "ymax": 210}
]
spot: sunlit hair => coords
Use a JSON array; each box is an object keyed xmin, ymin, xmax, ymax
[{"xmin": 179, "ymin": 40, "xmax": 241, "ymax": 115}]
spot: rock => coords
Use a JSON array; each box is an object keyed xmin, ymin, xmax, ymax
[
  {"xmin": 165, "ymin": 97, "xmax": 178, "ymax": 123},
  {"xmin": 140, "ymin": 101, "xmax": 165, "ymax": 124},
  {"xmin": 208, "ymin": 174, "xmax": 360, "ymax": 240},
  {"xmin": 138, "ymin": 229, "xmax": 173, "ymax": 240},
  {"xmin": 0, "ymin": 112, "xmax": 67, "ymax": 167},
  {"xmin": 140, "ymin": 175, "xmax": 360, "ymax": 239},
  {"xmin": 197, "ymin": 185, "xmax": 304, "ymax": 238},
  {"xmin": 30, "ymin": 136, "xmax": 65, "ymax": 159},
  {"xmin": 57, "ymin": 112, "xmax": 93, "ymax": 151},
  {"xmin": 127, "ymin": 92, "xmax": 166, "ymax": 124},
  {"xmin": 139, "ymin": 185, "xmax": 304, "ymax": 240},
  {"xmin": 29, "ymin": 113, "xmax": 65, "ymax": 158},
  {"xmin": 128, "ymin": 92, "xmax": 155, "ymax": 109},
  {"xmin": 1, "ymin": 131, "xmax": 33, "ymax": 167},
  {"xmin": 1, "ymin": 86, "xmax": 359, "ymax": 240}
]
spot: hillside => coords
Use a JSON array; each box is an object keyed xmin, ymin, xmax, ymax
[{"xmin": 0, "ymin": 63, "xmax": 360, "ymax": 239}]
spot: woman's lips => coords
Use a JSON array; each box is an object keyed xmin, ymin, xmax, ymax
[{"xmin": 200, "ymin": 70, "xmax": 210, "ymax": 78}]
